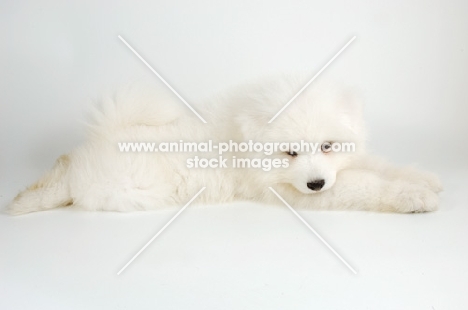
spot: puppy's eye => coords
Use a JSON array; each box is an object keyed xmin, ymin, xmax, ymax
[
  {"xmin": 321, "ymin": 142, "xmax": 332, "ymax": 153},
  {"xmin": 286, "ymin": 151, "xmax": 298, "ymax": 157}
]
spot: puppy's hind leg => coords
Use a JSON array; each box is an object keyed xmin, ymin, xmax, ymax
[{"xmin": 7, "ymin": 155, "xmax": 73, "ymax": 215}]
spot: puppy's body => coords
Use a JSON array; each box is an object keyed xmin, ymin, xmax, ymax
[{"xmin": 8, "ymin": 76, "xmax": 442, "ymax": 214}]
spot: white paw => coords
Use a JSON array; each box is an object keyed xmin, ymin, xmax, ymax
[
  {"xmin": 424, "ymin": 174, "xmax": 443, "ymax": 193},
  {"xmin": 407, "ymin": 169, "xmax": 443, "ymax": 193},
  {"xmin": 384, "ymin": 182, "xmax": 439, "ymax": 213},
  {"xmin": 392, "ymin": 167, "xmax": 443, "ymax": 193}
]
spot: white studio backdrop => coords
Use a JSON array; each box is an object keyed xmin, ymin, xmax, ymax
[{"xmin": 1, "ymin": 1, "xmax": 468, "ymax": 310}]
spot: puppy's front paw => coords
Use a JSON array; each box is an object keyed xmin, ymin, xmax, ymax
[
  {"xmin": 424, "ymin": 174, "xmax": 443, "ymax": 193},
  {"xmin": 384, "ymin": 182, "xmax": 439, "ymax": 213},
  {"xmin": 399, "ymin": 168, "xmax": 443, "ymax": 193}
]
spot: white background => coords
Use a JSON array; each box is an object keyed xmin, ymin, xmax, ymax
[{"xmin": 1, "ymin": 0, "xmax": 467, "ymax": 309}]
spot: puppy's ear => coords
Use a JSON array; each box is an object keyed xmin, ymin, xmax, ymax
[{"xmin": 337, "ymin": 90, "xmax": 364, "ymax": 134}]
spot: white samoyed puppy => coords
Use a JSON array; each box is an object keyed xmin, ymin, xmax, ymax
[{"xmin": 8, "ymin": 75, "xmax": 442, "ymax": 215}]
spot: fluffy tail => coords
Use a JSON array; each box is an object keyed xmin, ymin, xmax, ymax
[
  {"xmin": 87, "ymin": 84, "xmax": 184, "ymax": 136},
  {"xmin": 7, "ymin": 155, "xmax": 72, "ymax": 215}
]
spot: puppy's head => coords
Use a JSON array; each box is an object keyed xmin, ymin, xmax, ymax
[{"xmin": 235, "ymin": 76, "xmax": 366, "ymax": 194}]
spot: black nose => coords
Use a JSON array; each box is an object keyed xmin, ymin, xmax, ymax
[{"xmin": 307, "ymin": 179, "xmax": 325, "ymax": 191}]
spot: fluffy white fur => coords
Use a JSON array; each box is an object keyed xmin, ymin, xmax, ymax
[{"xmin": 8, "ymin": 75, "xmax": 443, "ymax": 215}]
